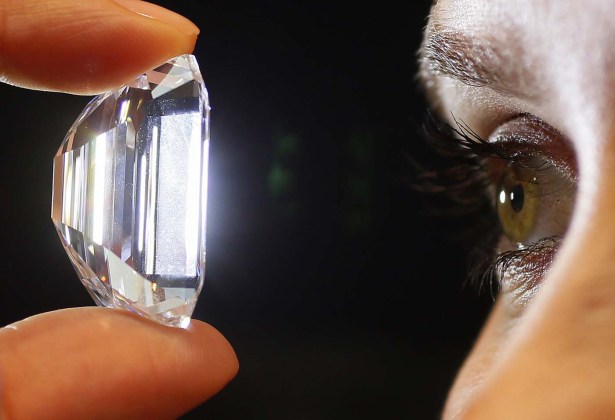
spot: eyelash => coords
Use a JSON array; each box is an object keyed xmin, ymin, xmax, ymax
[{"xmin": 413, "ymin": 112, "xmax": 560, "ymax": 293}]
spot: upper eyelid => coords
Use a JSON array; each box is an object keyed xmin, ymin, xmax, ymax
[
  {"xmin": 489, "ymin": 115, "xmax": 578, "ymax": 180},
  {"xmin": 440, "ymin": 113, "xmax": 574, "ymax": 172},
  {"xmin": 433, "ymin": 114, "xmax": 529, "ymax": 163},
  {"xmin": 426, "ymin": 113, "xmax": 578, "ymax": 197}
]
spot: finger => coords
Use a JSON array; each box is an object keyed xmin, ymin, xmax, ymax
[
  {"xmin": 0, "ymin": 0, "xmax": 199, "ymax": 94},
  {"xmin": 0, "ymin": 308, "xmax": 238, "ymax": 419}
]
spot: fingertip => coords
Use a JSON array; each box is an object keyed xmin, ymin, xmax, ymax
[
  {"xmin": 112, "ymin": 0, "xmax": 200, "ymax": 37},
  {"xmin": 187, "ymin": 320, "xmax": 240, "ymax": 383},
  {"xmin": 0, "ymin": 308, "xmax": 238, "ymax": 419},
  {"xmin": 0, "ymin": 0, "xmax": 200, "ymax": 94}
]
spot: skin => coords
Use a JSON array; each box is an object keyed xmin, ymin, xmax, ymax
[
  {"xmin": 0, "ymin": 1, "xmax": 237, "ymax": 418},
  {"xmin": 422, "ymin": 0, "xmax": 615, "ymax": 418}
]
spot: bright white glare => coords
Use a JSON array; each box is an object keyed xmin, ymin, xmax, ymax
[
  {"xmin": 138, "ymin": 154, "xmax": 147, "ymax": 253},
  {"xmin": 73, "ymin": 152, "xmax": 83, "ymax": 230},
  {"xmin": 145, "ymin": 125, "xmax": 159, "ymax": 274},
  {"xmin": 201, "ymin": 140, "xmax": 209, "ymax": 251},
  {"xmin": 92, "ymin": 133, "xmax": 107, "ymax": 244},
  {"xmin": 119, "ymin": 100, "xmax": 130, "ymax": 123},
  {"xmin": 64, "ymin": 224, "xmax": 71, "ymax": 245},
  {"xmin": 184, "ymin": 117, "xmax": 202, "ymax": 269},
  {"xmin": 499, "ymin": 190, "xmax": 507, "ymax": 205},
  {"xmin": 62, "ymin": 153, "xmax": 73, "ymax": 226}
]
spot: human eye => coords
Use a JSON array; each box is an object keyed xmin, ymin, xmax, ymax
[{"xmin": 417, "ymin": 113, "xmax": 577, "ymax": 315}]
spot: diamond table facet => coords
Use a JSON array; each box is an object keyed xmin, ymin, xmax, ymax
[{"xmin": 51, "ymin": 55, "xmax": 209, "ymax": 328}]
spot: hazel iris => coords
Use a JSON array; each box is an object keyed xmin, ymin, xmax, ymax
[{"xmin": 496, "ymin": 165, "xmax": 540, "ymax": 244}]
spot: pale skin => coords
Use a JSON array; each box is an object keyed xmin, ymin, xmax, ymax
[
  {"xmin": 0, "ymin": 1, "xmax": 237, "ymax": 418},
  {"xmin": 422, "ymin": 0, "xmax": 615, "ymax": 418}
]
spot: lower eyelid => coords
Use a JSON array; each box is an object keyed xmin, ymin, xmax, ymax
[{"xmin": 496, "ymin": 237, "xmax": 559, "ymax": 315}]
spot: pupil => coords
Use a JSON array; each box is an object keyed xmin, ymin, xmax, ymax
[{"xmin": 510, "ymin": 184, "xmax": 525, "ymax": 213}]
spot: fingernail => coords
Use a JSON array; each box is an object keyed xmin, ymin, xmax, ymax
[{"xmin": 112, "ymin": 0, "xmax": 200, "ymax": 37}]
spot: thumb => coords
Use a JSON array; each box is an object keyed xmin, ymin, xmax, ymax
[
  {"xmin": 0, "ymin": 308, "xmax": 238, "ymax": 419},
  {"xmin": 0, "ymin": 0, "xmax": 199, "ymax": 94}
]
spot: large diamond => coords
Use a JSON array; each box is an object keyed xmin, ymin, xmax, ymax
[{"xmin": 51, "ymin": 55, "xmax": 209, "ymax": 328}]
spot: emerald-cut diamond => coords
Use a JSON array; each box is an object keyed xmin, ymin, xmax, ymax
[{"xmin": 51, "ymin": 55, "xmax": 209, "ymax": 328}]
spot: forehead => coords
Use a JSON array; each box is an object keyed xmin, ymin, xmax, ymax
[
  {"xmin": 429, "ymin": 0, "xmax": 615, "ymax": 59},
  {"xmin": 424, "ymin": 0, "xmax": 615, "ymax": 137},
  {"xmin": 430, "ymin": 0, "xmax": 611, "ymax": 29}
]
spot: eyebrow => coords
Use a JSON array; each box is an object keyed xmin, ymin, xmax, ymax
[{"xmin": 420, "ymin": 27, "xmax": 535, "ymax": 99}]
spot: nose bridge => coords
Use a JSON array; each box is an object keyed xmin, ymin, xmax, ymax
[
  {"xmin": 566, "ymin": 125, "xmax": 615, "ymax": 278},
  {"xmin": 543, "ymin": 188, "xmax": 615, "ymax": 343}
]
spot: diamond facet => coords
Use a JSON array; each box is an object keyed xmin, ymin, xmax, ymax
[{"xmin": 51, "ymin": 55, "xmax": 209, "ymax": 328}]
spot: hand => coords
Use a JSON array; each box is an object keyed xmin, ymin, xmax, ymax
[{"xmin": 0, "ymin": 1, "xmax": 238, "ymax": 418}]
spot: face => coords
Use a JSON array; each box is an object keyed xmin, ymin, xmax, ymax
[{"xmin": 420, "ymin": 0, "xmax": 615, "ymax": 417}]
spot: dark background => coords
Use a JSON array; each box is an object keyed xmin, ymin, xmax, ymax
[{"xmin": 0, "ymin": 1, "xmax": 493, "ymax": 418}]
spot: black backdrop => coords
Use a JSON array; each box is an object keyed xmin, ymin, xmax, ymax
[{"xmin": 0, "ymin": 1, "xmax": 493, "ymax": 418}]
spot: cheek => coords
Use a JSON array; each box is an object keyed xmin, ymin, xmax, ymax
[{"xmin": 443, "ymin": 300, "xmax": 511, "ymax": 419}]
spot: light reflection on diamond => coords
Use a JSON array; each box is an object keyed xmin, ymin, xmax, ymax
[{"xmin": 51, "ymin": 55, "xmax": 209, "ymax": 328}]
